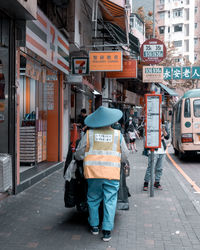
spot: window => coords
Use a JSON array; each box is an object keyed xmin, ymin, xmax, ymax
[
  {"xmin": 173, "ymin": 9, "xmax": 183, "ymax": 17},
  {"xmin": 186, "ymin": 0, "xmax": 189, "ymax": 4},
  {"xmin": 174, "ymin": 24, "xmax": 183, "ymax": 32},
  {"xmin": 160, "ymin": 0, "xmax": 165, "ymax": 3},
  {"xmin": 174, "ymin": 40, "xmax": 182, "ymax": 47},
  {"xmin": 184, "ymin": 99, "xmax": 191, "ymax": 118},
  {"xmin": 159, "ymin": 26, "xmax": 165, "ymax": 34},
  {"xmin": 194, "ymin": 38, "xmax": 198, "ymax": 45},
  {"xmin": 194, "ymin": 54, "xmax": 198, "ymax": 61},
  {"xmin": 168, "ymin": 11, "xmax": 170, "ymax": 18},
  {"xmin": 195, "ymin": 7, "xmax": 198, "ymax": 14},
  {"xmin": 176, "ymin": 101, "xmax": 182, "ymax": 123},
  {"xmin": 159, "ymin": 12, "xmax": 165, "ymax": 19},
  {"xmin": 194, "ymin": 100, "xmax": 200, "ymax": 117},
  {"xmin": 168, "ymin": 26, "xmax": 170, "ymax": 33},
  {"xmin": 195, "ymin": 23, "xmax": 197, "ymax": 29}
]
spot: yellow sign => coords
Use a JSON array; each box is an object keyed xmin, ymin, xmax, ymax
[{"xmin": 89, "ymin": 51, "xmax": 123, "ymax": 72}]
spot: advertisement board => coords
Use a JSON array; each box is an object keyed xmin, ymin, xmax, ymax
[
  {"xmin": 26, "ymin": 8, "xmax": 69, "ymax": 75},
  {"xmin": 89, "ymin": 51, "xmax": 123, "ymax": 72},
  {"xmin": 143, "ymin": 66, "xmax": 163, "ymax": 82},
  {"xmin": 106, "ymin": 60, "xmax": 137, "ymax": 78},
  {"xmin": 145, "ymin": 94, "xmax": 162, "ymax": 149}
]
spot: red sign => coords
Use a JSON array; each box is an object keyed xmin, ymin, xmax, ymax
[
  {"xmin": 140, "ymin": 39, "xmax": 166, "ymax": 65},
  {"xmin": 106, "ymin": 60, "xmax": 137, "ymax": 78}
]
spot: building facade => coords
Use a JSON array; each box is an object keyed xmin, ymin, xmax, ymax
[{"xmin": 156, "ymin": 0, "xmax": 197, "ymax": 64}]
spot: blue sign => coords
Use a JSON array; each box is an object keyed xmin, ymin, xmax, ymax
[
  {"xmin": 182, "ymin": 67, "xmax": 191, "ymax": 79},
  {"xmin": 173, "ymin": 67, "xmax": 181, "ymax": 80},
  {"xmin": 192, "ymin": 67, "xmax": 200, "ymax": 79},
  {"xmin": 164, "ymin": 67, "xmax": 172, "ymax": 80}
]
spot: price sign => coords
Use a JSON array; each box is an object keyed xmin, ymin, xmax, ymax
[
  {"xmin": 145, "ymin": 94, "xmax": 162, "ymax": 148},
  {"xmin": 141, "ymin": 39, "xmax": 166, "ymax": 65}
]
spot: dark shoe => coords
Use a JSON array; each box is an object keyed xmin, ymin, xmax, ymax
[
  {"xmin": 143, "ymin": 182, "xmax": 148, "ymax": 191},
  {"xmin": 102, "ymin": 230, "xmax": 111, "ymax": 242},
  {"xmin": 154, "ymin": 182, "xmax": 162, "ymax": 190},
  {"xmin": 91, "ymin": 226, "xmax": 99, "ymax": 235}
]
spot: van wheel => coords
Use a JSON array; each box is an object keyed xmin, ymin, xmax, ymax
[{"xmin": 174, "ymin": 148, "xmax": 178, "ymax": 156}]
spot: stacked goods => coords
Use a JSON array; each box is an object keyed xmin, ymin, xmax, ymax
[
  {"xmin": 0, "ymin": 154, "xmax": 12, "ymax": 192},
  {"xmin": 20, "ymin": 126, "xmax": 36, "ymax": 164}
]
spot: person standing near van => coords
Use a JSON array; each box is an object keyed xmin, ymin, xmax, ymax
[
  {"xmin": 74, "ymin": 106, "xmax": 129, "ymax": 242},
  {"xmin": 143, "ymin": 117, "xmax": 170, "ymax": 191}
]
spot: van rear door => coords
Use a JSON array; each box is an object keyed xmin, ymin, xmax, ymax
[{"xmin": 192, "ymin": 98, "xmax": 200, "ymax": 144}]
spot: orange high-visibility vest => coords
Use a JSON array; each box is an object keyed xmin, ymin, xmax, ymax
[{"xmin": 84, "ymin": 128, "xmax": 121, "ymax": 180}]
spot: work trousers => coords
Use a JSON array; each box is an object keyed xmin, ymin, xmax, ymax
[
  {"xmin": 87, "ymin": 179, "xmax": 119, "ymax": 231},
  {"xmin": 144, "ymin": 154, "xmax": 165, "ymax": 182}
]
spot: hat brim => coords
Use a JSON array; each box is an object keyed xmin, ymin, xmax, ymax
[{"xmin": 84, "ymin": 106, "xmax": 123, "ymax": 128}]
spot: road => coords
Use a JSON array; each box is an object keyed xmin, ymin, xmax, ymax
[{"xmin": 167, "ymin": 145, "xmax": 200, "ymax": 213}]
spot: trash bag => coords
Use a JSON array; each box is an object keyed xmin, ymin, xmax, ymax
[
  {"xmin": 64, "ymin": 141, "xmax": 88, "ymax": 212},
  {"xmin": 117, "ymin": 163, "xmax": 130, "ymax": 210}
]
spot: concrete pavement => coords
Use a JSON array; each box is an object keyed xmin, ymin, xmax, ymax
[{"xmin": 1, "ymin": 140, "xmax": 200, "ymax": 250}]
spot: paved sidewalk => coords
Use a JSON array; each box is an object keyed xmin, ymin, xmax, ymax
[{"xmin": 1, "ymin": 140, "xmax": 200, "ymax": 250}]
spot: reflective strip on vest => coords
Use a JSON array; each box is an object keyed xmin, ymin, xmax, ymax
[{"xmin": 84, "ymin": 128, "xmax": 121, "ymax": 180}]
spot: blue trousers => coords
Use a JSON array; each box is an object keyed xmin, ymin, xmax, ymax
[
  {"xmin": 87, "ymin": 179, "xmax": 119, "ymax": 231},
  {"xmin": 144, "ymin": 154, "xmax": 165, "ymax": 182}
]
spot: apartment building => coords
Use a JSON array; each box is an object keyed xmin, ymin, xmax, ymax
[{"xmin": 156, "ymin": 0, "xmax": 198, "ymax": 64}]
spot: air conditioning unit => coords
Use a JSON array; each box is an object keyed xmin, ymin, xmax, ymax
[{"xmin": 0, "ymin": 154, "xmax": 12, "ymax": 192}]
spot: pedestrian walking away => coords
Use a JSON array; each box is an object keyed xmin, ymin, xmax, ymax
[
  {"xmin": 127, "ymin": 117, "xmax": 140, "ymax": 153},
  {"xmin": 143, "ymin": 115, "xmax": 170, "ymax": 191},
  {"xmin": 74, "ymin": 106, "xmax": 129, "ymax": 242}
]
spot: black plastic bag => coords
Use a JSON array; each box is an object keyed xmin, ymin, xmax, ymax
[{"xmin": 117, "ymin": 163, "xmax": 130, "ymax": 210}]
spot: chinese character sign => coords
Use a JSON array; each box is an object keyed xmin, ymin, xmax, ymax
[
  {"xmin": 173, "ymin": 67, "xmax": 181, "ymax": 80},
  {"xmin": 182, "ymin": 67, "xmax": 191, "ymax": 79},
  {"xmin": 163, "ymin": 67, "xmax": 172, "ymax": 80},
  {"xmin": 192, "ymin": 67, "xmax": 200, "ymax": 79},
  {"xmin": 163, "ymin": 66, "xmax": 200, "ymax": 80}
]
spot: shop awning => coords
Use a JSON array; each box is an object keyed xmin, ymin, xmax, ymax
[
  {"xmin": 99, "ymin": 0, "xmax": 126, "ymax": 30},
  {"xmin": 158, "ymin": 83, "xmax": 178, "ymax": 96},
  {"xmin": 101, "ymin": 22, "xmax": 140, "ymax": 54}
]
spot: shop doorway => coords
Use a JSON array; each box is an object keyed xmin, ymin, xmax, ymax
[{"xmin": 19, "ymin": 55, "xmax": 61, "ymax": 183}]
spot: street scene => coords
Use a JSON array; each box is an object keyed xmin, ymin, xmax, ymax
[{"xmin": 1, "ymin": 0, "xmax": 200, "ymax": 249}]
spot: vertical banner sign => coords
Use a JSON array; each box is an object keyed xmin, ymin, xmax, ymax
[{"xmin": 145, "ymin": 94, "xmax": 162, "ymax": 149}]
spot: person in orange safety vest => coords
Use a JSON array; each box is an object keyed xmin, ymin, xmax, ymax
[{"xmin": 74, "ymin": 106, "xmax": 129, "ymax": 242}]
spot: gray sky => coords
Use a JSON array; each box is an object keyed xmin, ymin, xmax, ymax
[{"xmin": 132, "ymin": 0, "xmax": 153, "ymax": 14}]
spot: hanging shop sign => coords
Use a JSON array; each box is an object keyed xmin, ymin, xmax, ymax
[
  {"xmin": 26, "ymin": 8, "xmax": 69, "ymax": 75},
  {"xmin": 164, "ymin": 66, "xmax": 200, "ymax": 80},
  {"xmin": 145, "ymin": 94, "xmax": 162, "ymax": 149},
  {"xmin": 72, "ymin": 57, "xmax": 89, "ymax": 75},
  {"xmin": 143, "ymin": 66, "xmax": 163, "ymax": 82},
  {"xmin": 106, "ymin": 60, "xmax": 137, "ymax": 78},
  {"xmin": 89, "ymin": 51, "xmax": 123, "ymax": 72},
  {"xmin": 140, "ymin": 38, "xmax": 166, "ymax": 65}
]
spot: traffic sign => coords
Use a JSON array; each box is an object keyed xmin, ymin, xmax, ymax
[{"xmin": 140, "ymin": 38, "xmax": 166, "ymax": 65}]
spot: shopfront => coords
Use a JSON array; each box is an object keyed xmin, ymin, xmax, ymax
[{"xmin": 16, "ymin": 7, "xmax": 69, "ymax": 192}]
